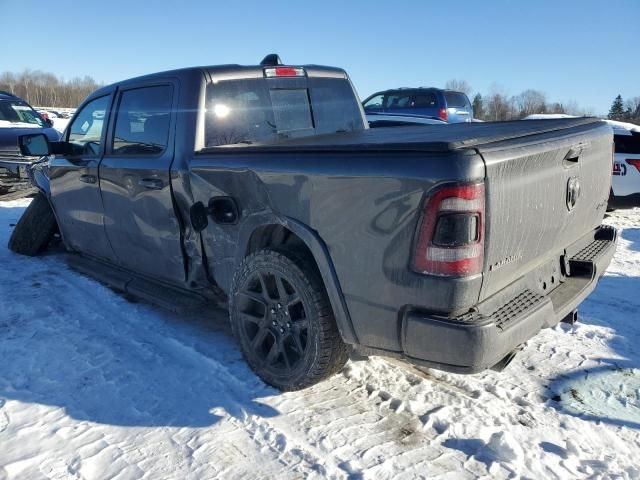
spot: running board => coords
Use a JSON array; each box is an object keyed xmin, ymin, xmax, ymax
[{"xmin": 65, "ymin": 254, "xmax": 214, "ymax": 315}]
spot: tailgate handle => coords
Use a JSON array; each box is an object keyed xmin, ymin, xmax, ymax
[{"xmin": 564, "ymin": 144, "xmax": 586, "ymax": 164}]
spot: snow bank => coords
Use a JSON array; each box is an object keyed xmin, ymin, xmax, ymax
[
  {"xmin": 524, "ymin": 113, "xmax": 640, "ymax": 133},
  {"xmin": 0, "ymin": 120, "xmax": 43, "ymax": 129},
  {"xmin": 52, "ymin": 118, "xmax": 70, "ymax": 133}
]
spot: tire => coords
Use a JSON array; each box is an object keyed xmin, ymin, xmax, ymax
[
  {"xmin": 8, "ymin": 192, "xmax": 57, "ymax": 256},
  {"xmin": 230, "ymin": 249, "xmax": 348, "ymax": 391}
]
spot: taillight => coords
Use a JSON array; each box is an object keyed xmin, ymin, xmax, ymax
[
  {"xmin": 412, "ymin": 183, "xmax": 485, "ymax": 276},
  {"xmin": 438, "ymin": 108, "xmax": 448, "ymax": 122},
  {"xmin": 264, "ymin": 67, "xmax": 305, "ymax": 77},
  {"xmin": 626, "ymin": 158, "xmax": 640, "ymax": 173}
]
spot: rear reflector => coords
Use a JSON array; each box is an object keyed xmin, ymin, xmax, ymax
[
  {"xmin": 626, "ymin": 158, "xmax": 640, "ymax": 173},
  {"xmin": 264, "ymin": 67, "xmax": 305, "ymax": 77},
  {"xmin": 412, "ymin": 183, "xmax": 485, "ymax": 276}
]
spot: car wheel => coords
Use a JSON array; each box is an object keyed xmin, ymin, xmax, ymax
[
  {"xmin": 230, "ymin": 249, "xmax": 348, "ymax": 391},
  {"xmin": 8, "ymin": 193, "xmax": 57, "ymax": 256}
]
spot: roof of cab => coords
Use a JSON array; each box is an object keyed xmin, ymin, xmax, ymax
[{"xmin": 88, "ymin": 61, "xmax": 348, "ymax": 99}]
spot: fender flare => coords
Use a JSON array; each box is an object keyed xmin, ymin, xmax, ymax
[{"xmin": 235, "ymin": 213, "xmax": 359, "ymax": 345}]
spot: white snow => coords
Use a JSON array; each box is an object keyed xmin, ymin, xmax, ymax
[
  {"xmin": 525, "ymin": 114, "xmax": 577, "ymax": 120},
  {"xmin": 524, "ymin": 114, "xmax": 640, "ymax": 133},
  {"xmin": 604, "ymin": 119, "xmax": 640, "ymax": 134},
  {"xmin": 1, "ymin": 199, "xmax": 640, "ymax": 479},
  {"xmin": 52, "ymin": 118, "xmax": 70, "ymax": 133}
]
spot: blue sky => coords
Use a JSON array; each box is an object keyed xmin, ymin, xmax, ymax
[{"xmin": 3, "ymin": 0, "xmax": 638, "ymax": 114}]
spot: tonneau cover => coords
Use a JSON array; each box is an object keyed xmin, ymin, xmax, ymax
[{"xmin": 215, "ymin": 117, "xmax": 604, "ymax": 153}]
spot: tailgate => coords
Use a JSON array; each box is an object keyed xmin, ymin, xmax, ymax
[{"xmin": 478, "ymin": 121, "xmax": 612, "ymax": 301}]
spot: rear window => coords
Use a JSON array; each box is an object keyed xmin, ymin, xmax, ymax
[
  {"xmin": 444, "ymin": 91, "xmax": 469, "ymax": 108},
  {"xmin": 614, "ymin": 132, "xmax": 640, "ymax": 154},
  {"xmin": 204, "ymin": 78, "xmax": 364, "ymax": 147}
]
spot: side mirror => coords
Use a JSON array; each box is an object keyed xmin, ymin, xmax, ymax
[
  {"xmin": 19, "ymin": 133, "xmax": 51, "ymax": 157},
  {"xmin": 45, "ymin": 118, "xmax": 54, "ymax": 128}
]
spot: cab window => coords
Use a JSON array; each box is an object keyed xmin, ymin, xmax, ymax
[
  {"xmin": 67, "ymin": 95, "xmax": 110, "ymax": 156},
  {"xmin": 111, "ymin": 85, "xmax": 173, "ymax": 155}
]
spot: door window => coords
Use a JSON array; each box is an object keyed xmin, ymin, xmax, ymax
[
  {"xmin": 112, "ymin": 85, "xmax": 173, "ymax": 155},
  {"xmin": 67, "ymin": 95, "xmax": 110, "ymax": 156},
  {"xmin": 384, "ymin": 93, "xmax": 412, "ymax": 109},
  {"xmin": 412, "ymin": 92, "xmax": 438, "ymax": 108}
]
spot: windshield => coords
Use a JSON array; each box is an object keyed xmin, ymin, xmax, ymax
[
  {"xmin": 0, "ymin": 100, "xmax": 45, "ymax": 127},
  {"xmin": 204, "ymin": 77, "xmax": 364, "ymax": 147}
]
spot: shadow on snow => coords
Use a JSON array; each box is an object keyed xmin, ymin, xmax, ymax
[{"xmin": 0, "ymin": 204, "xmax": 279, "ymax": 427}]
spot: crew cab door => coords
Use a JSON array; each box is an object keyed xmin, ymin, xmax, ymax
[
  {"xmin": 99, "ymin": 81, "xmax": 185, "ymax": 283},
  {"xmin": 48, "ymin": 92, "xmax": 117, "ymax": 261}
]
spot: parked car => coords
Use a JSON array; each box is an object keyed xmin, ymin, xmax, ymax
[
  {"xmin": 524, "ymin": 114, "xmax": 640, "ymax": 208},
  {"xmin": 38, "ymin": 110, "xmax": 58, "ymax": 119},
  {"xmin": 8, "ymin": 56, "xmax": 615, "ymax": 391},
  {"xmin": 363, "ymin": 87, "xmax": 473, "ymax": 123},
  {"xmin": 366, "ymin": 112, "xmax": 446, "ymax": 128},
  {"xmin": 0, "ymin": 91, "xmax": 60, "ymax": 198},
  {"xmin": 609, "ymin": 121, "xmax": 640, "ymax": 207}
]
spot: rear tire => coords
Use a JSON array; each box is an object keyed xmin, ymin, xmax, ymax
[
  {"xmin": 8, "ymin": 193, "xmax": 57, "ymax": 256},
  {"xmin": 230, "ymin": 249, "xmax": 348, "ymax": 391}
]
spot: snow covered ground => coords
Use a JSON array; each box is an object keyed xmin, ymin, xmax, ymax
[
  {"xmin": 1, "ymin": 199, "xmax": 639, "ymax": 479},
  {"xmin": 52, "ymin": 118, "xmax": 70, "ymax": 134}
]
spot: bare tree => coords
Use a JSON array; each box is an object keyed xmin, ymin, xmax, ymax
[
  {"xmin": 445, "ymin": 79, "xmax": 472, "ymax": 95},
  {"xmin": 625, "ymin": 96, "xmax": 640, "ymax": 120},
  {"xmin": 0, "ymin": 70, "xmax": 102, "ymax": 108},
  {"xmin": 514, "ymin": 89, "xmax": 547, "ymax": 118},
  {"xmin": 485, "ymin": 85, "xmax": 511, "ymax": 121}
]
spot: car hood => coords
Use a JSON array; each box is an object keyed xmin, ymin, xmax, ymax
[{"xmin": 0, "ymin": 125, "xmax": 60, "ymax": 158}]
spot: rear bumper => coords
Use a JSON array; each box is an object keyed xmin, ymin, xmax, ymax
[{"xmin": 400, "ymin": 224, "xmax": 617, "ymax": 373}]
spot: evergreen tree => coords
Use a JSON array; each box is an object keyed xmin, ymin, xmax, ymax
[
  {"xmin": 608, "ymin": 94, "xmax": 625, "ymax": 120},
  {"xmin": 472, "ymin": 93, "xmax": 484, "ymax": 120}
]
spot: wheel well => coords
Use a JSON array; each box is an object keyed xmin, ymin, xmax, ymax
[
  {"xmin": 244, "ymin": 223, "xmax": 358, "ymax": 345},
  {"xmin": 246, "ymin": 224, "xmax": 313, "ymax": 260}
]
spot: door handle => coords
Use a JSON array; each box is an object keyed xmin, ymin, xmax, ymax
[
  {"xmin": 79, "ymin": 174, "xmax": 97, "ymax": 184},
  {"xmin": 138, "ymin": 178, "xmax": 164, "ymax": 190}
]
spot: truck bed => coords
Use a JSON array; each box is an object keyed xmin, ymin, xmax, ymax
[{"xmin": 206, "ymin": 117, "xmax": 604, "ymax": 152}]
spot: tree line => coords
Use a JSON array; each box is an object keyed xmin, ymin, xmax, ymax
[
  {"xmin": 0, "ymin": 70, "xmax": 103, "ymax": 108},
  {"xmin": 2, "ymin": 69, "xmax": 638, "ymax": 125},
  {"xmin": 607, "ymin": 94, "xmax": 640, "ymax": 123},
  {"xmin": 445, "ymin": 79, "xmax": 640, "ymax": 125}
]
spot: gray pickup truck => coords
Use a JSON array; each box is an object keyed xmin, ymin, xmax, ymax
[{"xmin": 9, "ymin": 56, "xmax": 616, "ymax": 390}]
